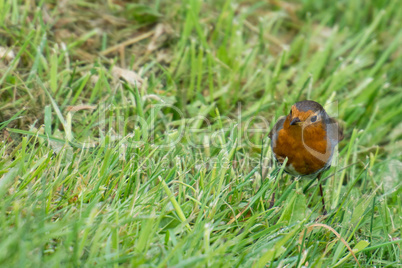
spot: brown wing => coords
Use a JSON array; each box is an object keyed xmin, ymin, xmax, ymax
[{"xmin": 268, "ymin": 116, "xmax": 286, "ymax": 140}]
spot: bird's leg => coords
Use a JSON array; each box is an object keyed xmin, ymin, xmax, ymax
[
  {"xmin": 269, "ymin": 172, "xmax": 281, "ymax": 209},
  {"xmin": 318, "ymin": 173, "xmax": 327, "ymax": 215},
  {"xmin": 319, "ymin": 183, "xmax": 327, "ymax": 215}
]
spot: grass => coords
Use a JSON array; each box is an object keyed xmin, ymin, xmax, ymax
[{"xmin": 0, "ymin": 0, "xmax": 401, "ymax": 267}]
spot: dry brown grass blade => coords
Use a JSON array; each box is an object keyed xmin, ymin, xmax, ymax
[
  {"xmin": 66, "ymin": 105, "xmax": 97, "ymax": 112},
  {"xmin": 227, "ymin": 201, "xmax": 251, "ymax": 225},
  {"xmin": 100, "ymin": 30, "xmax": 155, "ymax": 56},
  {"xmin": 269, "ymin": 0, "xmax": 301, "ymax": 24},
  {"xmin": 244, "ymin": 20, "xmax": 285, "ymax": 51},
  {"xmin": 306, "ymin": 223, "xmax": 361, "ymax": 267}
]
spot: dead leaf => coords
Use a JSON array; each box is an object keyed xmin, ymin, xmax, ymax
[
  {"xmin": 156, "ymin": 49, "xmax": 173, "ymax": 63},
  {"xmin": 146, "ymin": 23, "xmax": 165, "ymax": 53},
  {"xmin": 2, "ymin": 129, "xmax": 12, "ymax": 143},
  {"xmin": 112, "ymin": 66, "xmax": 144, "ymax": 87},
  {"xmin": 0, "ymin": 47, "xmax": 15, "ymax": 62}
]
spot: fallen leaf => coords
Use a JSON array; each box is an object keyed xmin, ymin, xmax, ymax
[
  {"xmin": 0, "ymin": 47, "xmax": 15, "ymax": 62},
  {"xmin": 112, "ymin": 66, "xmax": 144, "ymax": 87},
  {"xmin": 147, "ymin": 23, "xmax": 165, "ymax": 53}
]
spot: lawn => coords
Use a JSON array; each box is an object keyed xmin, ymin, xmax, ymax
[{"xmin": 0, "ymin": 0, "xmax": 401, "ymax": 267}]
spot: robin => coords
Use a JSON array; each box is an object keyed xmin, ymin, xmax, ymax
[{"xmin": 268, "ymin": 100, "xmax": 344, "ymax": 214}]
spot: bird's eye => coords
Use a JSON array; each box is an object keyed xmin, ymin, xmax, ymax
[{"xmin": 311, "ymin": 116, "xmax": 317, "ymax": 122}]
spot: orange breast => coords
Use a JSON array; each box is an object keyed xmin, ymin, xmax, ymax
[{"xmin": 272, "ymin": 116, "xmax": 332, "ymax": 176}]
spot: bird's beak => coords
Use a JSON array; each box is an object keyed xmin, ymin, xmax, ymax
[{"xmin": 290, "ymin": 117, "xmax": 301, "ymax": 126}]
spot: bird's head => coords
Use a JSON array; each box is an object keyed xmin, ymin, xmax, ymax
[{"xmin": 288, "ymin": 100, "xmax": 326, "ymax": 127}]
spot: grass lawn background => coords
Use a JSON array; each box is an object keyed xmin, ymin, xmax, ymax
[{"xmin": 0, "ymin": 0, "xmax": 401, "ymax": 267}]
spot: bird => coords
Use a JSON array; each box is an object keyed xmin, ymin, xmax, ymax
[{"xmin": 268, "ymin": 100, "xmax": 344, "ymax": 214}]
